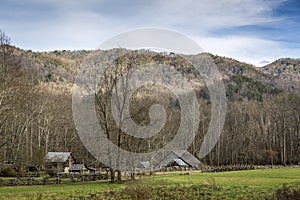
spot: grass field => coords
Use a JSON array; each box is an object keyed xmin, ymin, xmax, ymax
[{"xmin": 0, "ymin": 168, "xmax": 299, "ymax": 199}]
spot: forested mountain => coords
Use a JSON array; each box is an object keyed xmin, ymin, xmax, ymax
[
  {"xmin": 259, "ymin": 58, "xmax": 300, "ymax": 95},
  {"xmin": 0, "ymin": 35, "xmax": 299, "ymax": 168}
]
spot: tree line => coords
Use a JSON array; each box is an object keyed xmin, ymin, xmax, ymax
[{"xmin": 0, "ymin": 30, "xmax": 299, "ymax": 182}]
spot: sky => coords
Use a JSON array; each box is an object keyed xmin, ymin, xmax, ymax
[{"xmin": 1, "ymin": 0, "xmax": 299, "ymax": 66}]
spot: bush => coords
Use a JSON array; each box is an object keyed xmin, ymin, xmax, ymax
[
  {"xmin": 46, "ymin": 168, "xmax": 56, "ymax": 177},
  {"xmin": 17, "ymin": 168, "xmax": 26, "ymax": 177},
  {"xmin": 271, "ymin": 184, "xmax": 300, "ymax": 200},
  {"xmin": 0, "ymin": 167, "xmax": 16, "ymax": 177}
]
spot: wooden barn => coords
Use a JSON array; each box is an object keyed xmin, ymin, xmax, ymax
[
  {"xmin": 45, "ymin": 152, "xmax": 75, "ymax": 173},
  {"xmin": 159, "ymin": 150, "xmax": 201, "ymax": 168}
]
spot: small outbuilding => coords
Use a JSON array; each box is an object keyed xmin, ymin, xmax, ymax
[
  {"xmin": 69, "ymin": 164, "xmax": 87, "ymax": 174},
  {"xmin": 45, "ymin": 152, "xmax": 75, "ymax": 173}
]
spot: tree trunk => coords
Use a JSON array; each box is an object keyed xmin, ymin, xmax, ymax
[{"xmin": 110, "ymin": 168, "xmax": 115, "ymax": 183}]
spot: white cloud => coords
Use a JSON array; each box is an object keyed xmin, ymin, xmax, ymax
[
  {"xmin": 144, "ymin": 0, "xmax": 285, "ymax": 30},
  {"xmin": 193, "ymin": 35, "xmax": 299, "ymax": 66},
  {"xmin": 3, "ymin": 0, "xmax": 297, "ymax": 64}
]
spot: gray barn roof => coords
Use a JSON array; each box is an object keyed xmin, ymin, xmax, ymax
[
  {"xmin": 45, "ymin": 152, "xmax": 72, "ymax": 163},
  {"xmin": 173, "ymin": 150, "xmax": 201, "ymax": 167},
  {"xmin": 160, "ymin": 150, "xmax": 200, "ymax": 167},
  {"xmin": 173, "ymin": 158, "xmax": 188, "ymax": 166}
]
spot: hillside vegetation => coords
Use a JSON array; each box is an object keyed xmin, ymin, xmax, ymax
[{"xmin": 0, "ymin": 30, "xmax": 299, "ymax": 175}]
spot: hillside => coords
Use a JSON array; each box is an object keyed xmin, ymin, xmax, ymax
[
  {"xmin": 1, "ymin": 46, "xmax": 299, "ymax": 168},
  {"xmin": 12, "ymin": 48, "xmax": 300, "ymax": 99},
  {"xmin": 258, "ymin": 58, "xmax": 300, "ymax": 95}
]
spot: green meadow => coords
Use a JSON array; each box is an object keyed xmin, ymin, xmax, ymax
[{"xmin": 0, "ymin": 168, "xmax": 299, "ymax": 199}]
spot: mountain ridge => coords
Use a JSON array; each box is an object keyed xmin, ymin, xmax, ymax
[{"xmin": 8, "ymin": 46, "xmax": 300, "ymax": 97}]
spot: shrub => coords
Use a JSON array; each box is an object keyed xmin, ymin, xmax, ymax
[
  {"xmin": 0, "ymin": 167, "xmax": 16, "ymax": 177},
  {"xmin": 271, "ymin": 184, "xmax": 300, "ymax": 200},
  {"xmin": 17, "ymin": 168, "xmax": 26, "ymax": 177},
  {"xmin": 46, "ymin": 168, "xmax": 56, "ymax": 177}
]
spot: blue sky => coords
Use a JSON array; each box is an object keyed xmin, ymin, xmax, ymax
[{"xmin": 1, "ymin": 0, "xmax": 299, "ymax": 66}]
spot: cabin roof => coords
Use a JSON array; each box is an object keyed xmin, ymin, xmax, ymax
[{"xmin": 45, "ymin": 152, "xmax": 72, "ymax": 163}]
